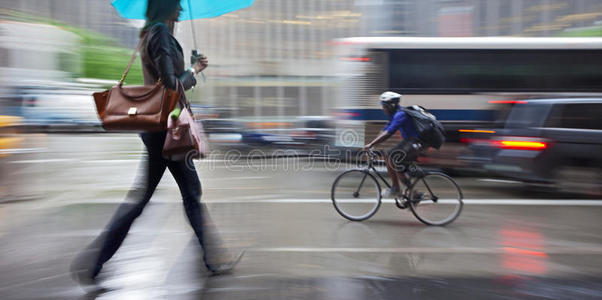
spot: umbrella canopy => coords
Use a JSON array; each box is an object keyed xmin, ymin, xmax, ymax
[{"xmin": 111, "ymin": 0, "xmax": 254, "ymax": 20}]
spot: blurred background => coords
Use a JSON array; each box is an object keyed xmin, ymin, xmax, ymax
[
  {"xmin": 0, "ymin": 1, "xmax": 601, "ymax": 299},
  {"xmin": 2, "ymin": 0, "xmax": 601, "ymax": 199}
]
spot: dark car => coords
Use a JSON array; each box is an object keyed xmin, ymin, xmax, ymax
[
  {"xmin": 291, "ymin": 117, "xmax": 334, "ymax": 149},
  {"xmin": 460, "ymin": 98, "xmax": 602, "ymax": 196}
]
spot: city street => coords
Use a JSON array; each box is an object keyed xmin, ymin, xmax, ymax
[{"xmin": 1, "ymin": 134, "xmax": 601, "ymax": 300}]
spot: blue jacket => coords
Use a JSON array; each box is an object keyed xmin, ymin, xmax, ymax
[{"xmin": 383, "ymin": 108, "xmax": 419, "ymax": 139}]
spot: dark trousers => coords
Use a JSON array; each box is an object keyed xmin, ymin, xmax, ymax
[{"xmin": 89, "ymin": 131, "xmax": 211, "ymax": 276}]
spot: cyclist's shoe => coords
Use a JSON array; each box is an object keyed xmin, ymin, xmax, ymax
[
  {"xmin": 395, "ymin": 197, "xmax": 409, "ymax": 209},
  {"xmin": 410, "ymin": 191, "xmax": 426, "ymax": 203},
  {"xmin": 382, "ymin": 187, "xmax": 401, "ymax": 198}
]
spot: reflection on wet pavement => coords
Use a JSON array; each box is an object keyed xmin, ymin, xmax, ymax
[
  {"xmin": 1, "ymin": 199, "xmax": 601, "ymax": 300},
  {"xmin": 1, "ymin": 134, "xmax": 601, "ymax": 299}
]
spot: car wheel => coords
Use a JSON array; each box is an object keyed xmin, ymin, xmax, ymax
[{"xmin": 554, "ymin": 165, "xmax": 602, "ymax": 198}]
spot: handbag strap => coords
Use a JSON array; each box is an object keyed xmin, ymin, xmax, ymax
[
  {"xmin": 176, "ymin": 80, "xmax": 191, "ymax": 110},
  {"xmin": 119, "ymin": 35, "xmax": 188, "ymax": 109},
  {"xmin": 118, "ymin": 39, "xmax": 143, "ymax": 86}
]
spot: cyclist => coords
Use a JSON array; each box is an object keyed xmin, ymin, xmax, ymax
[{"xmin": 363, "ymin": 91, "xmax": 423, "ymax": 198}]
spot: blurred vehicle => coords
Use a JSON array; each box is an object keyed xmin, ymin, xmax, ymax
[
  {"xmin": 0, "ymin": 92, "xmax": 24, "ymax": 161},
  {"xmin": 332, "ymin": 37, "xmax": 602, "ymax": 169},
  {"xmin": 0, "ymin": 112, "xmax": 26, "ymax": 201},
  {"xmin": 191, "ymin": 105, "xmax": 248, "ymax": 147},
  {"xmin": 290, "ymin": 116, "xmax": 334, "ymax": 149},
  {"xmin": 0, "ymin": 21, "xmax": 100, "ymax": 131},
  {"xmin": 0, "ymin": 115, "xmax": 22, "ymax": 158},
  {"xmin": 242, "ymin": 120, "xmax": 298, "ymax": 148},
  {"xmin": 190, "ymin": 104, "xmax": 303, "ymax": 151},
  {"xmin": 201, "ymin": 119, "xmax": 245, "ymax": 145},
  {"xmin": 460, "ymin": 98, "xmax": 602, "ymax": 197},
  {"xmin": 13, "ymin": 85, "xmax": 100, "ymax": 129}
]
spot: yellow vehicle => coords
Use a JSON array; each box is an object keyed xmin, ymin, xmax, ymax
[
  {"xmin": 0, "ymin": 115, "xmax": 22, "ymax": 158},
  {"xmin": 0, "ymin": 115, "xmax": 23, "ymax": 200}
]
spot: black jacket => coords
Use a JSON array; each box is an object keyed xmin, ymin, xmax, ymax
[{"xmin": 140, "ymin": 23, "xmax": 196, "ymax": 91}]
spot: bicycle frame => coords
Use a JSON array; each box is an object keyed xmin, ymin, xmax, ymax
[
  {"xmin": 332, "ymin": 150, "xmax": 463, "ymax": 225},
  {"xmin": 358, "ymin": 153, "xmax": 393, "ymax": 190},
  {"xmin": 333, "ymin": 150, "xmax": 463, "ymax": 225},
  {"xmin": 360, "ymin": 151, "xmax": 437, "ymax": 203}
]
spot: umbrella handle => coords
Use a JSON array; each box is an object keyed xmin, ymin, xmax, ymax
[
  {"xmin": 187, "ymin": 0, "xmax": 198, "ymax": 50},
  {"xmin": 187, "ymin": 0, "xmax": 205, "ymax": 82},
  {"xmin": 191, "ymin": 50, "xmax": 206, "ymax": 83}
]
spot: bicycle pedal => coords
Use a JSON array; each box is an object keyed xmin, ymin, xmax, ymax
[{"xmin": 395, "ymin": 198, "xmax": 408, "ymax": 209}]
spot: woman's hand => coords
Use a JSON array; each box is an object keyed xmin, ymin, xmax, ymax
[{"xmin": 193, "ymin": 55, "xmax": 208, "ymax": 73}]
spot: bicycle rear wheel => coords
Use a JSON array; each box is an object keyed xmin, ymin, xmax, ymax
[
  {"xmin": 331, "ymin": 169, "xmax": 381, "ymax": 221},
  {"xmin": 408, "ymin": 172, "xmax": 463, "ymax": 226}
]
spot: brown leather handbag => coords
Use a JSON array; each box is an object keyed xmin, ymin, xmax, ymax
[{"xmin": 92, "ymin": 40, "xmax": 180, "ymax": 132}]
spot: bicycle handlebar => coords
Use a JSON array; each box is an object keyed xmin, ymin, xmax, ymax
[{"xmin": 361, "ymin": 148, "xmax": 379, "ymax": 162}]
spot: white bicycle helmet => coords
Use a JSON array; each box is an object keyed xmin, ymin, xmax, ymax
[{"xmin": 379, "ymin": 91, "xmax": 402, "ymax": 105}]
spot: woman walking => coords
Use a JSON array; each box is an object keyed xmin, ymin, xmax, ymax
[{"xmin": 71, "ymin": 0, "xmax": 241, "ymax": 286}]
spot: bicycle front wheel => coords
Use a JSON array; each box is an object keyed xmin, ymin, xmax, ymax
[
  {"xmin": 408, "ymin": 172, "xmax": 463, "ymax": 226},
  {"xmin": 331, "ymin": 169, "xmax": 381, "ymax": 221}
]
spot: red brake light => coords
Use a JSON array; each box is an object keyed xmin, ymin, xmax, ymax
[
  {"xmin": 458, "ymin": 129, "xmax": 496, "ymax": 134},
  {"xmin": 460, "ymin": 138, "xmax": 490, "ymax": 145},
  {"xmin": 334, "ymin": 112, "xmax": 361, "ymax": 119},
  {"xmin": 494, "ymin": 140, "xmax": 548, "ymax": 150},
  {"xmin": 489, "ymin": 100, "xmax": 528, "ymax": 104},
  {"xmin": 340, "ymin": 57, "xmax": 371, "ymax": 62}
]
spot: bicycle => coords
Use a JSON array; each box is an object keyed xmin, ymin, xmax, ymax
[{"xmin": 331, "ymin": 149, "xmax": 463, "ymax": 226}]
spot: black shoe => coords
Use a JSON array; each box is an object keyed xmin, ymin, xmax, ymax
[
  {"xmin": 410, "ymin": 191, "xmax": 426, "ymax": 203},
  {"xmin": 70, "ymin": 265, "xmax": 106, "ymax": 294},
  {"xmin": 69, "ymin": 252, "xmax": 101, "ymax": 290},
  {"xmin": 208, "ymin": 250, "xmax": 244, "ymax": 276},
  {"xmin": 71, "ymin": 268, "xmax": 96, "ymax": 285},
  {"xmin": 395, "ymin": 197, "xmax": 408, "ymax": 209}
]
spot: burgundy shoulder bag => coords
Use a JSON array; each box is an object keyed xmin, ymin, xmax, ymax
[{"xmin": 162, "ymin": 82, "xmax": 209, "ymax": 161}]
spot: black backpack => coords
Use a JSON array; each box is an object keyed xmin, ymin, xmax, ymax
[{"xmin": 400, "ymin": 105, "xmax": 446, "ymax": 149}]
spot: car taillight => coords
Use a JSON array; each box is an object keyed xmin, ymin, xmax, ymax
[
  {"xmin": 488, "ymin": 100, "xmax": 528, "ymax": 104},
  {"xmin": 334, "ymin": 112, "xmax": 361, "ymax": 120},
  {"xmin": 460, "ymin": 138, "xmax": 490, "ymax": 145},
  {"xmin": 458, "ymin": 129, "xmax": 496, "ymax": 134},
  {"xmin": 492, "ymin": 138, "xmax": 549, "ymax": 151},
  {"xmin": 340, "ymin": 57, "xmax": 371, "ymax": 62}
]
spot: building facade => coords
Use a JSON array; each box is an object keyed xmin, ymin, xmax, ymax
[
  {"xmin": 178, "ymin": 0, "xmax": 363, "ymax": 119},
  {"xmin": 181, "ymin": 0, "xmax": 602, "ymax": 120},
  {"xmin": 1, "ymin": 0, "xmax": 140, "ymax": 48},
  {"xmin": 2, "ymin": 0, "xmax": 601, "ymax": 120},
  {"xmin": 360, "ymin": 0, "xmax": 602, "ymax": 37}
]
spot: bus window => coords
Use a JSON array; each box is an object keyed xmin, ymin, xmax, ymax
[{"xmin": 384, "ymin": 49, "xmax": 602, "ymax": 93}]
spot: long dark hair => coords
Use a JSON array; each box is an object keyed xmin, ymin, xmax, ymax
[{"xmin": 141, "ymin": 0, "xmax": 181, "ymax": 33}]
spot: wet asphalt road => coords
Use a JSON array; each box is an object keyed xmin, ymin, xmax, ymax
[{"xmin": 0, "ymin": 134, "xmax": 601, "ymax": 300}]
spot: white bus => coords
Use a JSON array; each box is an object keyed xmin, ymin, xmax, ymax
[{"xmin": 332, "ymin": 37, "xmax": 602, "ymax": 167}]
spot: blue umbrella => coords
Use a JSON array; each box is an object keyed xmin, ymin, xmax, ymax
[
  {"xmin": 112, "ymin": 0, "xmax": 254, "ymax": 81},
  {"xmin": 111, "ymin": 0, "xmax": 254, "ymax": 20}
]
